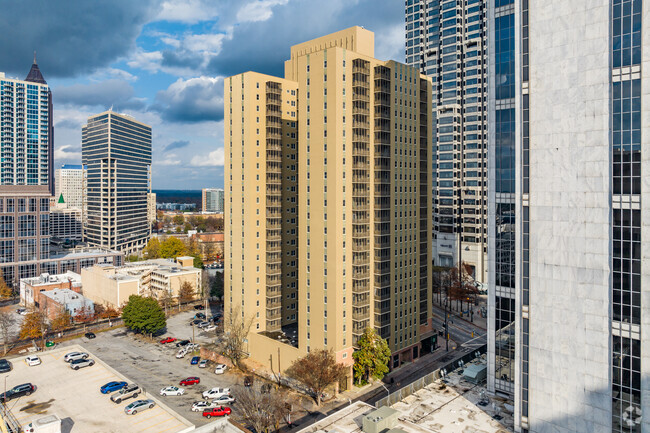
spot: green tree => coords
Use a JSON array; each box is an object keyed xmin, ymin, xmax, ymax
[
  {"xmin": 287, "ymin": 349, "xmax": 347, "ymax": 405},
  {"xmin": 160, "ymin": 237, "xmax": 186, "ymax": 258},
  {"xmin": 183, "ymin": 222, "xmax": 192, "ymax": 233},
  {"xmin": 143, "ymin": 237, "xmax": 161, "ymax": 259},
  {"xmin": 172, "ymin": 215, "xmax": 185, "ymax": 226},
  {"xmin": 121, "ymin": 295, "xmax": 166, "ymax": 336},
  {"xmin": 352, "ymin": 328, "xmax": 391, "ymax": 385},
  {"xmin": 210, "ymin": 272, "xmax": 224, "ymax": 298},
  {"xmin": 193, "ymin": 256, "xmax": 204, "ymax": 268}
]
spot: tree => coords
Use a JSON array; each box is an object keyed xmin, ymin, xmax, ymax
[
  {"xmin": 160, "ymin": 237, "xmax": 186, "ymax": 259},
  {"xmin": 172, "ymin": 215, "xmax": 185, "ymax": 226},
  {"xmin": 204, "ymin": 243, "xmax": 217, "ymax": 262},
  {"xmin": 159, "ymin": 289, "xmax": 174, "ymax": 316},
  {"xmin": 448, "ymin": 262, "xmax": 479, "ymax": 312},
  {"xmin": 0, "ymin": 271, "xmax": 12, "ymax": 299},
  {"xmin": 211, "ymin": 273, "xmax": 224, "ymax": 298},
  {"xmin": 0, "ymin": 312, "xmax": 15, "ymax": 355},
  {"xmin": 121, "ymin": 295, "xmax": 166, "ymax": 336},
  {"xmin": 19, "ymin": 311, "xmax": 49, "ymax": 347},
  {"xmin": 287, "ymin": 349, "xmax": 347, "ymax": 405},
  {"xmin": 183, "ymin": 222, "xmax": 192, "ymax": 233},
  {"xmin": 352, "ymin": 328, "xmax": 391, "ymax": 385},
  {"xmin": 143, "ymin": 237, "xmax": 161, "ymax": 259},
  {"xmin": 223, "ymin": 306, "xmax": 254, "ymax": 369},
  {"xmin": 50, "ymin": 307, "xmax": 72, "ymax": 334},
  {"xmin": 178, "ymin": 281, "xmax": 195, "ymax": 305},
  {"xmin": 193, "ymin": 256, "xmax": 204, "ymax": 268},
  {"xmin": 234, "ymin": 385, "xmax": 291, "ymax": 433},
  {"xmin": 74, "ymin": 304, "xmax": 95, "ymax": 323}
]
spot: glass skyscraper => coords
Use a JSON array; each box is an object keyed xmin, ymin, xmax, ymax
[
  {"xmin": 82, "ymin": 111, "xmax": 152, "ymax": 255},
  {"xmin": 488, "ymin": 0, "xmax": 648, "ymax": 432},
  {"xmin": 405, "ymin": 0, "xmax": 488, "ymax": 283}
]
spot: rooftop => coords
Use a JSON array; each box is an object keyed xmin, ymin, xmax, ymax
[
  {"xmin": 21, "ymin": 271, "xmax": 82, "ymax": 287},
  {"xmin": 40, "ymin": 288, "xmax": 90, "ymax": 305}
]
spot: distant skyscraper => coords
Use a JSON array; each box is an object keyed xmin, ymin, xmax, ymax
[
  {"xmin": 54, "ymin": 164, "xmax": 84, "ymax": 209},
  {"xmin": 82, "ymin": 111, "xmax": 152, "ymax": 254},
  {"xmin": 0, "ymin": 59, "xmax": 54, "ymax": 286},
  {"xmin": 226, "ymin": 27, "xmax": 434, "ymax": 386},
  {"xmin": 488, "ymin": 1, "xmax": 649, "ymax": 432},
  {"xmin": 405, "ymin": 0, "xmax": 488, "ymax": 282},
  {"xmin": 202, "ymin": 188, "xmax": 224, "ymax": 213}
]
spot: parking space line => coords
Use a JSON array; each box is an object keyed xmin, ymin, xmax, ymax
[
  {"xmin": 138, "ymin": 416, "xmax": 176, "ymax": 432},
  {"xmin": 132, "ymin": 409, "xmax": 165, "ymax": 424},
  {"xmin": 89, "ymin": 374, "xmax": 117, "ymax": 383},
  {"xmin": 155, "ymin": 422, "xmax": 185, "ymax": 433}
]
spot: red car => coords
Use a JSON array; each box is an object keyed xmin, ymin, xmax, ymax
[
  {"xmin": 179, "ymin": 377, "xmax": 200, "ymax": 386},
  {"xmin": 159, "ymin": 337, "xmax": 176, "ymax": 344},
  {"xmin": 202, "ymin": 406, "xmax": 231, "ymax": 418}
]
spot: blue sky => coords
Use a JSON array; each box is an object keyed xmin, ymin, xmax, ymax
[{"xmin": 0, "ymin": 0, "xmax": 405, "ymax": 189}]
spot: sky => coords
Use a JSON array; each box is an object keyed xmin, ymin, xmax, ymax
[{"xmin": 0, "ymin": 0, "xmax": 405, "ymax": 190}]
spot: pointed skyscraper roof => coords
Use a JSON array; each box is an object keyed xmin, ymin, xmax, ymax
[{"xmin": 25, "ymin": 51, "xmax": 47, "ymax": 85}]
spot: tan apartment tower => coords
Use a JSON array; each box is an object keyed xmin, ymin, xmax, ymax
[{"xmin": 225, "ymin": 27, "xmax": 434, "ymax": 383}]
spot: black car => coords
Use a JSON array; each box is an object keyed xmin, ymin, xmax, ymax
[
  {"xmin": 194, "ymin": 305, "xmax": 205, "ymax": 310},
  {"xmin": 0, "ymin": 359, "xmax": 12, "ymax": 373},
  {"xmin": 211, "ymin": 316, "xmax": 220, "ymax": 323},
  {"xmin": 176, "ymin": 340, "xmax": 190, "ymax": 347},
  {"xmin": 189, "ymin": 319, "xmax": 202, "ymax": 326},
  {"xmin": 85, "ymin": 332, "xmax": 96, "ymax": 339},
  {"xmin": 0, "ymin": 383, "xmax": 34, "ymax": 402},
  {"xmin": 194, "ymin": 313, "xmax": 206, "ymax": 320}
]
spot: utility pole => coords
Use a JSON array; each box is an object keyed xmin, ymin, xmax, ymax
[{"xmin": 445, "ymin": 274, "xmax": 449, "ymax": 352}]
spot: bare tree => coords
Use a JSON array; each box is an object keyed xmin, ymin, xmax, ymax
[
  {"xmin": 159, "ymin": 289, "xmax": 174, "ymax": 317},
  {"xmin": 286, "ymin": 349, "xmax": 347, "ymax": 405},
  {"xmin": 223, "ymin": 306, "xmax": 254, "ymax": 370},
  {"xmin": 448, "ymin": 261, "xmax": 479, "ymax": 312},
  {"xmin": 234, "ymin": 385, "xmax": 291, "ymax": 433},
  {"xmin": 0, "ymin": 311, "xmax": 15, "ymax": 355},
  {"xmin": 178, "ymin": 281, "xmax": 195, "ymax": 305}
]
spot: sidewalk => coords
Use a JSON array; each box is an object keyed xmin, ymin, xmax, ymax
[{"xmin": 432, "ymin": 293, "xmax": 488, "ymax": 331}]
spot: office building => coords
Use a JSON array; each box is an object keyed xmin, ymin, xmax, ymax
[
  {"xmin": 50, "ymin": 207, "xmax": 82, "ymax": 241},
  {"xmin": 0, "ymin": 59, "xmax": 54, "ymax": 287},
  {"xmin": 54, "ymin": 164, "xmax": 84, "ymax": 209},
  {"xmin": 202, "ymin": 188, "xmax": 224, "ymax": 213},
  {"xmin": 82, "ymin": 111, "xmax": 152, "ymax": 255},
  {"xmin": 225, "ymin": 27, "xmax": 434, "ymax": 385},
  {"xmin": 20, "ymin": 270, "xmax": 82, "ymax": 307},
  {"xmin": 487, "ymin": 1, "xmax": 649, "ymax": 432},
  {"xmin": 405, "ymin": 0, "xmax": 488, "ymax": 282},
  {"xmin": 147, "ymin": 192, "xmax": 156, "ymax": 224}
]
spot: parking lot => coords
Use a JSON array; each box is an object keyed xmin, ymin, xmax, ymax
[
  {"xmin": 1, "ymin": 344, "xmax": 194, "ymax": 433},
  {"xmin": 73, "ymin": 309, "xmax": 243, "ymax": 426}
]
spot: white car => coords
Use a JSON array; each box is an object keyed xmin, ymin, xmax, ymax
[
  {"xmin": 213, "ymin": 394, "xmax": 236, "ymax": 405},
  {"xmin": 24, "ymin": 356, "xmax": 41, "ymax": 366},
  {"xmin": 176, "ymin": 350, "xmax": 187, "ymax": 359},
  {"xmin": 160, "ymin": 386, "xmax": 185, "ymax": 396},
  {"xmin": 203, "ymin": 324, "xmax": 216, "ymax": 332},
  {"xmin": 191, "ymin": 400, "xmax": 218, "ymax": 412},
  {"xmin": 64, "ymin": 352, "xmax": 89, "ymax": 362},
  {"xmin": 202, "ymin": 387, "xmax": 230, "ymax": 399},
  {"xmin": 214, "ymin": 364, "xmax": 227, "ymax": 375},
  {"xmin": 198, "ymin": 359, "xmax": 209, "ymax": 368}
]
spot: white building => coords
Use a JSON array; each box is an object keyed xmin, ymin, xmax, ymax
[
  {"xmin": 54, "ymin": 164, "xmax": 84, "ymax": 209},
  {"xmin": 202, "ymin": 188, "xmax": 224, "ymax": 213}
]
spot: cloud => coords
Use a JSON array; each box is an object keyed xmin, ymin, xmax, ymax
[
  {"xmin": 164, "ymin": 140, "xmax": 190, "ymax": 152},
  {"xmin": 155, "ymin": 0, "xmax": 220, "ymax": 24},
  {"xmin": 54, "ymin": 79, "xmax": 147, "ymax": 111},
  {"xmin": 156, "ymin": 153, "xmax": 181, "ymax": 166},
  {"xmin": 236, "ymin": 0, "xmax": 290, "ymax": 23},
  {"xmin": 54, "ymin": 145, "xmax": 82, "ymax": 161},
  {"xmin": 0, "ymin": 0, "xmax": 158, "ymax": 78},
  {"xmin": 153, "ymin": 76, "xmax": 224, "ymax": 123},
  {"xmin": 190, "ymin": 148, "xmax": 224, "ymax": 167}
]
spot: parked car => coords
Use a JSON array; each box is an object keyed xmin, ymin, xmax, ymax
[
  {"xmin": 24, "ymin": 356, "xmax": 41, "ymax": 367},
  {"xmin": 202, "ymin": 406, "xmax": 231, "ymax": 418},
  {"xmin": 180, "ymin": 377, "xmax": 200, "ymax": 386},
  {"xmin": 100, "ymin": 381, "xmax": 127, "ymax": 394},
  {"xmin": 190, "ymin": 356, "xmax": 200, "ymax": 365},
  {"xmin": 194, "ymin": 305, "xmax": 205, "ymax": 310},
  {"xmin": 194, "ymin": 313, "xmax": 206, "ymax": 320},
  {"xmin": 189, "ymin": 319, "xmax": 202, "ymax": 326},
  {"xmin": 160, "ymin": 337, "xmax": 176, "ymax": 344},
  {"xmin": 243, "ymin": 376, "xmax": 254, "ymax": 387},
  {"xmin": 64, "ymin": 352, "xmax": 89, "ymax": 362},
  {"xmin": 85, "ymin": 332, "xmax": 96, "ymax": 339},
  {"xmin": 160, "ymin": 386, "xmax": 185, "ymax": 396},
  {"xmin": 199, "ymin": 359, "xmax": 209, "ymax": 369},
  {"xmin": 15, "ymin": 308, "xmax": 27, "ymax": 315},
  {"xmin": 176, "ymin": 350, "xmax": 188, "ymax": 359},
  {"xmin": 211, "ymin": 316, "xmax": 221, "ymax": 323},
  {"xmin": 212, "ymin": 394, "xmax": 236, "ymax": 405},
  {"xmin": 197, "ymin": 321, "xmax": 210, "ymax": 329},
  {"xmin": 70, "ymin": 358, "xmax": 94, "ymax": 370},
  {"xmin": 124, "ymin": 399, "xmax": 155, "ymax": 415},
  {"xmin": 191, "ymin": 401, "xmax": 218, "ymax": 412},
  {"xmin": 175, "ymin": 339, "xmax": 190, "ymax": 347},
  {"xmin": 202, "ymin": 387, "xmax": 230, "ymax": 399},
  {"xmin": 214, "ymin": 364, "xmax": 227, "ymax": 374},
  {"xmin": 188, "ymin": 343, "xmax": 199, "ymax": 350},
  {"xmin": 0, "ymin": 383, "xmax": 35, "ymax": 402},
  {"xmin": 0, "ymin": 359, "xmax": 11, "ymax": 373},
  {"xmin": 203, "ymin": 324, "xmax": 217, "ymax": 332},
  {"xmin": 110, "ymin": 384, "xmax": 141, "ymax": 403}
]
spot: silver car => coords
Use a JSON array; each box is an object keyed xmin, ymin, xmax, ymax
[
  {"xmin": 124, "ymin": 399, "xmax": 155, "ymax": 415},
  {"xmin": 69, "ymin": 358, "xmax": 94, "ymax": 370},
  {"xmin": 64, "ymin": 352, "xmax": 89, "ymax": 362}
]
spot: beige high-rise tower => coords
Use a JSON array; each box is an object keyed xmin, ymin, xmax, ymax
[{"xmin": 225, "ymin": 27, "xmax": 434, "ymax": 385}]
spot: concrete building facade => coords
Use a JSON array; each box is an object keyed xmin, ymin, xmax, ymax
[
  {"xmin": 487, "ymin": 1, "xmax": 649, "ymax": 432},
  {"xmin": 225, "ymin": 27, "xmax": 434, "ymax": 381},
  {"xmin": 202, "ymin": 188, "xmax": 224, "ymax": 213},
  {"xmin": 82, "ymin": 111, "xmax": 152, "ymax": 255},
  {"xmin": 405, "ymin": 0, "xmax": 488, "ymax": 282},
  {"xmin": 147, "ymin": 192, "xmax": 156, "ymax": 224},
  {"xmin": 39, "ymin": 288, "xmax": 93, "ymax": 321},
  {"xmin": 50, "ymin": 207, "xmax": 82, "ymax": 241},
  {"xmin": 54, "ymin": 164, "xmax": 84, "ymax": 209}
]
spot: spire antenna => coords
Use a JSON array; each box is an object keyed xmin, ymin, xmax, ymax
[{"xmin": 33, "ymin": 51, "xmax": 37, "ymax": 64}]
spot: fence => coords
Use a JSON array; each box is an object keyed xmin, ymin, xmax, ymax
[{"xmin": 374, "ymin": 343, "xmax": 488, "ymax": 408}]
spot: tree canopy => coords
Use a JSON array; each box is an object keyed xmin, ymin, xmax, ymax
[
  {"xmin": 287, "ymin": 349, "xmax": 347, "ymax": 405},
  {"xmin": 160, "ymin": 237, "xmax": 186, "ymax": 258},
  {"xmin": 352, "ymin": 328, "xmax": 391, "ymax": 385},
  {"xmin": 121, "ymin": 295, "xmax": 166, "ymax": 335}
]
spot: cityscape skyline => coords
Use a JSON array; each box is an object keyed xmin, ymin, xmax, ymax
[{"xmin": 0, "ymin": 0, "xmax": 406, "ymax": 190}]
